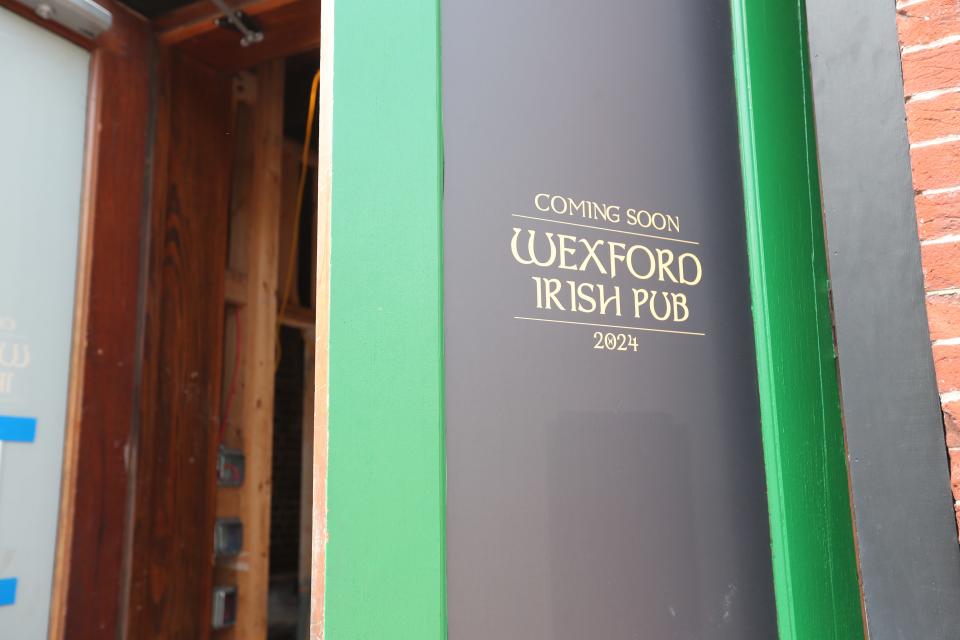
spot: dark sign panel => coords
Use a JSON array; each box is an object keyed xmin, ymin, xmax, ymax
[{"xmin": 442, "ymin": 1, "xmax": 778, "ymax": 637}]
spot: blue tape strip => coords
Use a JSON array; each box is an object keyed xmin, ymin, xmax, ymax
[
  {"xmin": 0, "ymin": 578, "xmax": 17, "ymax": 606},
  {"xmin": 0, "ymin": 416, "xmax": 36, "ymax": 442}
]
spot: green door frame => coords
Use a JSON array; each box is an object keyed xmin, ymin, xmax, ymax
[{"xmin": 320, "ymin": 0, "xmax": 864, "ymax": 638}]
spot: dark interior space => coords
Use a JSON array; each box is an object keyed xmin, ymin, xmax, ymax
[
  {"xmin": 265, "ymin": 52, "xmax": 319, "ymax": 640},
  {"xmin": 268, "ymin": 326, "xmax": 305, "ymax": 640}
]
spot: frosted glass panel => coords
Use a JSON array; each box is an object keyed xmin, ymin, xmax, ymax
[{"xmin": 0, "ymin": 7, "xmax": 90, "ymax": 638}]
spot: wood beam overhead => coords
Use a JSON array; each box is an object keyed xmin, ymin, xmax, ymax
[{"xmin": 154, "ymin": 0, "xmax": 320, "ymax": 71}]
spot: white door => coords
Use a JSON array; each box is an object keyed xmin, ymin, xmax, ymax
[{"xmin": 0, "ymin": 7, "xmax": 90, "ymax": 638}]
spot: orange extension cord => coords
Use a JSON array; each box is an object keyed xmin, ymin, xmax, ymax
[
  {"xmin": 222, "ymin": 68, "xmax": 321, "ymax": 437},
  {"xmin": 276, "ymin": 68, "xmax": 321, "ymax": 368}
]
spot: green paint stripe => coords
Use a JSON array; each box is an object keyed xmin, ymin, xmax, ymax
[
  {"xmin": 731, "ymin": 0, "xmax": 865, "ymax": 638},
  {"xmin": 324, "ymin": 0, "xmax": 446, "ymax": 637}
]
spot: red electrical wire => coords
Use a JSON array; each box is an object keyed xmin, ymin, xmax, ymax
[{"xmin": 220, "ymin": 307, "xmax": 242, "ymax": 442}]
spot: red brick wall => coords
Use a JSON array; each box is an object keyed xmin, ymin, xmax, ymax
[{"xmin": 897, "ymin": 0, "xmax": 960, "ymax": 538}]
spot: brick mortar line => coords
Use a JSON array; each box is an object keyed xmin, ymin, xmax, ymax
[
  {"xmin": 926, "ymin": 287, "xmax": 960, "ymax": 297},
  {"xmin": 902, "ymin": 34, "xmax": 960, "ymax": 55},
  {"xmin": 912, "ymin": 134, "xmax": 960, "ymax": 149},
  {"xmin": 920, "ymin": 184, "xmax": 960, "ymax": 196},
  {"xmin": 897, "ymin": 0, "xmax": 932, "ymax": 9},
  {"xmin": 907, "ymin": 86, "xmax": 960, "ymax": 102},
  {"xmin": 921, "ymin": 233, "xmax": 960, "ymax": 246}
]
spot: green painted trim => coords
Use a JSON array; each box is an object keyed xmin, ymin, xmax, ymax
[
  {"xmin": 731, "ymin": 0, "xmax": 865, "ymax": 638},
  {"xmin": 323, "ymin": 0, "xmax": 446, "ymax": 638}
]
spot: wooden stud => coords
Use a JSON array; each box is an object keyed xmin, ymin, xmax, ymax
[
  {"xmin": 280, "ymin": 138, "xmax": 302, "ymax": 308},
  {"xmin": 215, "ymin": 59, "xmax": 285, "ymax": 640},
  {"xmin": 279, "ymin": 304, "xmax": 315, "ymax": 331},
  {"xmin": 225, "ymin": 270, "xmax": 248, "ymax": 305}
]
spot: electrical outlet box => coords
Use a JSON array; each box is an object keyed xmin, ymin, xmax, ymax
[
  {"xmin": 217, "ymin": 446, "xmax": 244, "ymax": 487},
  {"xmin": 214, "ymin": 518, "xmax": 243, "ymax": 558},
  {"xmin": 211, "ymin": 585, "xmax": 237, "ymax": 629}
]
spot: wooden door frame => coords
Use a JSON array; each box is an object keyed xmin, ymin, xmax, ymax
[
  {"xmin": 124, "ymin": 2, "xmax": 320, "ymax": 637},
  {"xmin": 2, "ymin": 0, "xmax": 323, "ymax": 636},
  {"xmin": 0, "ymin": 1, "xmax": 154, "ymax": 637},
  {"xmin": 309, "ymin": 0, "xmax": 331, "ymax": 635},
  {"xmin": 312, "ymin": 1, "xmax": 865, "ymax": 638}
]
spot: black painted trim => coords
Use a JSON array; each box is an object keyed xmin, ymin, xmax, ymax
[{"xmin": 804, "ymin": 2, "xmax": 960, "ymax": 637}]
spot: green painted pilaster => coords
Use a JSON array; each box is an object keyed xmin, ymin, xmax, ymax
[
  {"xmin": 323, "ymin": 0, "xmax": 445, "ymax": 638},
  {"xmin": 731, "ymin": 0, "xmax": 865, "ymax": 638}
]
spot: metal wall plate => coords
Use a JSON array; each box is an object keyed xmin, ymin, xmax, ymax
[
  {"xmin": 214, "ymin": 518, "xmax": 243, "ymax": 558},
  {"xmin": 211, "ymin": 585, "xmax": 237, "ymax": 629},
  {"xmin": 217, "ymin": 446, "xmax": 244, "ymax": 487}
]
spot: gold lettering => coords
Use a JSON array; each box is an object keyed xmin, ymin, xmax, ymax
[
  {"xmin": 557, "ymin": 234, "xmax": 578, "ymax": 270},
  {"xmin": 678, "ymin": 252, "xmax": 702, "ymax": 285},
  {"xmin": 656, "ymin": 248, "xmax": 679, "ymax": 283},
  {"xmin": 626, "ymin": 244, "xmax": 656, "ymax": 280},
  {"xmin": 608, "ymin": 241, "xmax": 627, "ymax": 278},
  {"xmin": 534, "ymin": 193, "xmax": 550, "ymax": 212},
  {"xmin": 666, "ymin": 214, "xmax": 680, "ymax": 233},
  {"xmin": 672, "ymin": 293, "xmax": 689, "ymax": 322},
  {"xmin": 544, "ymin": 278, "xmax": 564, "ymax": 310},
  {"xmin": 576, "ymin": 282, "xmax": 597, "ymax": 313},
  {"xmin": 550, "ymin": 195, "xmax": 568, "ymax": 215},
  {"xmin": 511, "ymin": 227, "xmax": 557, "ymax": 267},
  {"xmin": 532, "ymin": 276, "xmax": 545, "ymax": 309},
  {"xmin": 514, "ymin": 216, "xmax": 701, "ymax": 329},
  {"xmin": 567, "ymin": 199, "xmax": 589, "ymax": 218},
  {"xmin": 598, "ymin": 284, "xmax": 621, "ymax": 316},
  {"xmin": 649, "ymin": 291, "xmax": 672, "ymax": 321},
  {"xmin": 633, "ymin": 288, "xmax": 650, "ymax": 318},
  {"xmin": 578, "ymin": 238, "xmax": 607, "ymax": 275}
]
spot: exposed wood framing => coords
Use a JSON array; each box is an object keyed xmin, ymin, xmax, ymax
[
  {"xmin": 155, "ymin": 0, "xmax": 320, "ymax": 72},
  {"xmin": 214, "ymin": 59, "xmax": 285, "ymax": 640},
  {"xmin": 280, "ymin": 304, "xmax": 314, "ymax": 331},
  {"xmin": 155, "ymin": 0, "xmax": 298, "ymax": 43},
  {"xmin": 225, "ymin": 269, "xmax": 248, "ymax": 305},
  {"xmin": 280, "ymin": 140, "xmax": 302, "ymax": 308},
  {"xmin": 310, "ymin": 0, "xmax": 333, "ymax": 633}
]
